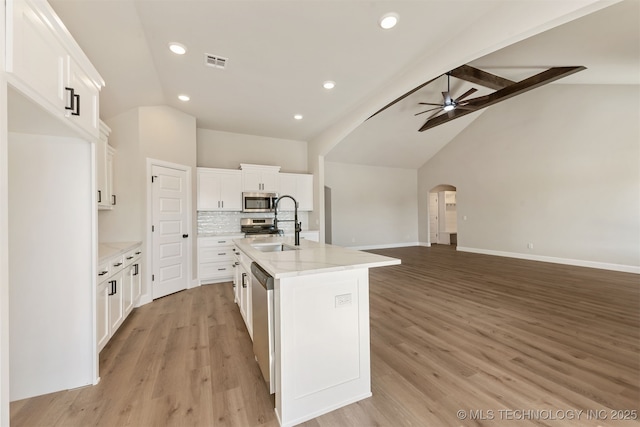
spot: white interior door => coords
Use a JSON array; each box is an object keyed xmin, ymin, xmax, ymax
[
  {"xmin": 429, "ymin": 192, "xmax": 438, "ymax": 244},
  {"xmin": 152, "ymin": 164, "xmax": 189, "ymax": 299}
]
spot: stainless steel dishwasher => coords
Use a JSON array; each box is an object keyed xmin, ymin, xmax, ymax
[{"xmin": 251, "ymin": 262, "xmax": 275, "ymax": 394}]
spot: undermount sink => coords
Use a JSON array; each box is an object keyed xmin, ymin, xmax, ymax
[{"xmin": 252, "ymin": 243, "xmax": 299, "ymax": 252}]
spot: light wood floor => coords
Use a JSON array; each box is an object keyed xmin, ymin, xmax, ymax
[{"xmin": 11, "ymin": 245, "xmax": 640, "ymax": 426}]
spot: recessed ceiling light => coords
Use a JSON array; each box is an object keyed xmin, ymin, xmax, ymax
[
  {"xmin": 178, "ymin": 94, "xmax": 190, "ymax": 102},
  {"xmin": 169, "ymin": 43, "xmax": 187, "ymax": 55},
  {"xmin": 379, "ymin": 13, "xmax": 398, "ymax": 30},
  {"xmin": 294, "ymin": 114, "xmax": 303, "ymax": 120},
  {"xmin": 323, "ymin": 81, "xmax": 336, "ymax": 90}
]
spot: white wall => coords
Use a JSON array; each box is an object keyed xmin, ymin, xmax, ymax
[
  {"xmin": 418, "ymin": 84, "xmax": 640, "ymax": 272},
  {"xmin": 8, "ymin": 133, "xmax": 94, "ymax": 400},
  {"xmin": 0, "ymin": 0, "xmax": 9, "ymax": 418},
  {"xmin": 197, "ymin": 128, "xmax": 308, "ymax": 172},
  {"xmin": 102, "ymin": 106, "xmax": 198, "ymax": 302},
  {"xmin": 325, "ymin": 162, "xmax": 418, "ymax": 249},
  {"xmin": 99, "ymin": 109, "xmax": 141, "ymax": 242}
]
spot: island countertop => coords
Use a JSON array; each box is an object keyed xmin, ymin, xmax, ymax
[{"xmin": 233, "ymin": 235, "xmax": 400, "ymax": 279}]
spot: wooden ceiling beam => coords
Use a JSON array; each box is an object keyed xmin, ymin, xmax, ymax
[
  {"xmin": 419, "ymin": 66, "xmax": 586, "ymax": 132},
  {"xmin": 367, "ymin": 75, "xmax": 440, "ymax": 120},
  {"xmin": 449, "ymin": 64, "xmax": 515, "ymax": 90}
]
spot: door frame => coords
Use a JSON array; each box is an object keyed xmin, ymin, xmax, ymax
[
  {"xmin": 143, "ymin": 158, "xmax": 192, "ymax": 306},
  {"xmin": 428, "ymin": 184, "xmax": 457, "ymax": 246}
]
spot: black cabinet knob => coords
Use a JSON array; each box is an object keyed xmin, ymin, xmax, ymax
[{"xmin": 182, "ymin": 234, "xmax": 189, "ymax": 238}]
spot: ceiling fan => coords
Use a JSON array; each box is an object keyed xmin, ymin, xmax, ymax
[{"xmin": 414, "ymin": 72, "xmax": 478, "ymax": 119}]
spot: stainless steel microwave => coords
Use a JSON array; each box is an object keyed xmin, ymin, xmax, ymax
[{"xmin": 242, "ymin": 192, "xmax": 278, "ymax": 213}]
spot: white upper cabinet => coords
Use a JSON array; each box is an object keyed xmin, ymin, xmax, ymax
[
  {"xmin": 197, "ymin": 168, "xmax": 243, "ymax": 211},
  {"xmin": 278, "ymin": 173, "xmax": 313, "ymax": 211},
  {"xmin": 240, "ymin": 164, "xmax": 280, "ymax": 193},
  {"xmin": 5, "ymin": 0, "xmax": 104, "ymax": 140},
  {"xmin": 96, "ymin": 121, "xmax": 116, "ymax": 210},
  {"xmin": 66, "ymin": 55, "xmax": 100, "ymax": 136}
]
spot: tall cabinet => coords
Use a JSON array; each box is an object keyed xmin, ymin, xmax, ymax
[{"xmin": 4, "ymin": 0, "xmax": 104, "ymax": 402}]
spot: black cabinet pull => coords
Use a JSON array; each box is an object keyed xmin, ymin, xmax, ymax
[
  {"xmin": 111, "ymin": 194, "xmax": 116, "ymax": 205},
  {"xmin": 108, "ymin": 280, "xmax": 116, "ymax": 296},
  {"xmin": 72, "ymin": 93, "xmax": 80, "ymax": 116},
  {"xmin": 126, "ymin": 256, "xmax": 134, "ymax": 260},
  {"xmin": 98, "ymin": 270, "xmax": 108, "ymax": 276},
  {"xmin": 134, "ymin": 264, "xmax": 139, "ymax": 276},
  {"xmin": 65, "ymin": 87, "xmax": 75, "ymax": 111},
  {"xmin": 113, "ymin": 262, "xmax": 122, "ymax": 267},
  {"xmin": 183, "ymin": 234, "xmax": 189, "ymax": 238},
  {"xmin": 242, "ymin": 273, "xmax": 247, "ymax": 288},
  {"xmin": 98, "ymin": 190, "xmax": 102, "ymax": 203},
  {"xmin": 135, "ymin": 251, "xmax": 141, "ymax": 255}
]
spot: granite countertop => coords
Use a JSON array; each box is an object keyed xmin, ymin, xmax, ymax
[
  {"xmin": 98, "ymin": 241, "xmax": 142, "ymax": 263},
  {"xmin": 233, "ymin": 236, "xmax": 400, "ymax": 279}
]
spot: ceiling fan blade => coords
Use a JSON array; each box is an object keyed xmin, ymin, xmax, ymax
[
  {"xmin": 454, "ymin": 88, "xmax": 478, "ymax": 103},
  {"xmin": 414, "ymin": 107, "xmax": 441, "ymax": 116},
  {"xmin": 424, "ymin": 110, "xmax": 443, "ymax": 121},
  {"xmin": 455, "ymin": 105, "xmax": 476, "ymax": 110},
  {"xmin": 442, "ymin": 91, "xmax": 452, "ymax": 104},
  {"xmin": 418, "ymin": 102, "xmax": 443, "ymax": 106}
]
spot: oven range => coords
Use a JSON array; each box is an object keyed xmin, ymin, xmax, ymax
[{"xmin": 240, "ymin": 218, "xmax": 282, "ymax": 236}]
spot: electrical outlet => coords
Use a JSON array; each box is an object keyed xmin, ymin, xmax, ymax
[
  {"xmin": 527, "ymin": 243, "xmax": 534, "ymax": 249},
  {"xmin": 335, "ymin": 293, "xmax": 352, "ymax": 308}
]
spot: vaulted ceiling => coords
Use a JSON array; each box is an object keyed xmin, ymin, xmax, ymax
[{"xmin": 49, "ymin": 0, "xmax": 639, "ymax": 169}]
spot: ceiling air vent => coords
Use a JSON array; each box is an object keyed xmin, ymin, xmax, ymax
[{"xmin": 204, "ymin": 53, "xmax": 227, "ymax": 69}]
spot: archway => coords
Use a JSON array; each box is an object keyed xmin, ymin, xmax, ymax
[{"xmin": 429, "ymin": 184, "xmax": 457, "ymax": 246}]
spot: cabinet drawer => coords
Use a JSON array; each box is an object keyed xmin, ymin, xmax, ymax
[
  {"xmin": 198, "ymin": 236, "xmax": 243, "ymax": 248},
  {"xmin": 123, "ymin": 246, "xmax": 142, "ymax": 267},
  {"xmin": 110, "ymin": 255, "xmax": 125, "ymax": 273},
  {"xmin": 97, "ymin": 261, "xmax": 110, "ymax": 282},
  {"xmin": 199, "ymin": 246, "xmax": 234, "ymax": 263},
  {"xmin": 199, "ymin": 261, "xmax": 234, "ymax": 279}
]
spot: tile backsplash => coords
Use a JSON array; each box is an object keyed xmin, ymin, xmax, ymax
[{"xmin": 197, "ymin": 211, "xmax": 308, "ymax": 235}]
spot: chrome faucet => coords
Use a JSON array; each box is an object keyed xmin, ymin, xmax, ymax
[{"xmin": 274, "ymin": 195, "xmax": 301, "ymax": 245}]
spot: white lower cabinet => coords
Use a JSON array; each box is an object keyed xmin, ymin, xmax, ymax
[
  {"xmin": 96, "ymin": 262, "xmax": 111, "ymax": 352},
  {"xmin": 107, "ymin": 257, "xmax": 125, "ymax": 337},
  {"xmin": 234, "ymin": 244, "xmax": 253, "ymax": 339},
  {"xmin": 98, "ymin": 243, "xmax": 143, "ymax": 352},
  {"xmin": 198, "ymin": 235, "xmax": 244, "ymax": 283},
  {"xmin": 123, "ymin": 248, "xmax": 142, "ymax": 316}
]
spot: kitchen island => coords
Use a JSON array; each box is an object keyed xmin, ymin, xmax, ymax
[{"xmin": 234, "ymin": 236, "xmax": 400, "ymax": 427}]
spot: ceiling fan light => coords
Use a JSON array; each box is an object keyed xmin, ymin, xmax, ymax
[
  {"xmin": 379, "ymin": 13, "xmax": 398, "ymax": 30},
  {"xmin": 443, "ymin": 104, "xmax": 455, "ymax": 112}
]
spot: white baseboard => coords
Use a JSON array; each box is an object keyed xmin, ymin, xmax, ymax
[
  {"xmin": 189, "ymin": 278, "xmax": 201, "ymax": 289},
  {"xmin": 456, "ymin": 246, "xmax": 640, "ymax": 274},
  {"xmin": 418, "ymin": 241, "xmax": 431, "ymax": 247},
  {"xmin": 138, "ymin": 293, "xmax": 153, "ymax": 307},
  {"xmin": 349, "ymin": 242, "xmax": 420, "ymax": 251}
]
